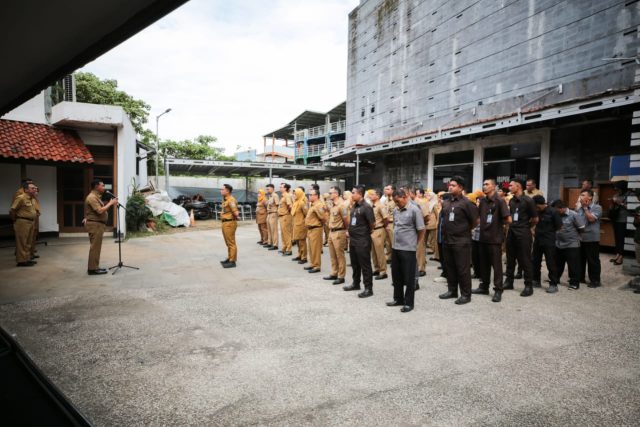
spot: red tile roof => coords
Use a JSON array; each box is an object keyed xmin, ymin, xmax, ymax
[{"xmin": 0, "ymin": 119, "xmax": 93, "ymax": 163}]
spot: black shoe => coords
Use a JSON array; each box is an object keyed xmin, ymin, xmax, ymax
[
  {"xmin": 520, "ymin": 286, "xmax": 533, "ymax": 297},
  {"xmin": 400, "ymin": 305, "xmax": 413, "ymax": 312},
  {"xmin": 386, "ymin": 260, "xmax": 392, "ymax": 264},
  {"xmin": 473, "ymin": 274, "xmax": 481, "ymax": 279},
  {"xmin": 87, "ymin": 268, "xmax": 108, "ymax": 275},
  {"xmin": 332, "ymin": 278, "xmax": 345, "ymax": 285},
  {"xmin": 262, "ymin": 243, "xmax": 272, "ymax": 247},
  {"xmin": 220, "ymin": 258, "xmax": 229, "ymax": 264},
  {"xmin": 515, "ymin": 272, "xmax": 523, "ymax": 279},
  {"xmin": 358, "ymin": 289, "xmax": 373, "ymax": 298},
  {"xmin": 634, "ymin": 288, "xmax": 640, "ymax": 294},
  {"xmin": 568, "ymin": 284, "xmax": 579, "ymax": 290},
  {"xmin": 31, "ymin": 254, "xmax": 40, "ymax": 259},
  {"xmin": 439, "ymin": 291, "xmax": 458, "ymax": 299},
  {"xmin": 579, "ymin": 279, "xmax": 587, "ymax": 284},
  {"xmin": 437, "ymin": 266, "xmax": 442, "ymax": 270},
  {"xmin": 587, "ymin": 282, "xmax": 601, "ymax": 288},
  {"xmin": 304, "ymin": 266, "xmax": 314, "ymax": 270},
  {"xmin": 324, "ymin": 275, "xmax": 338, "ymax": 280},
  {"xmin": 415, "ymin": 283, "xmax": 420, "ymax": 291},
  {"xmin": 373, "ymin": 271, "xmax": 380, "ymax": 276},
  {"xmin": 17, "ymin": 261, "xmax": 36, "ymax": 267},
  {"xmin": 503, "ymin": 281, "xmax": 514, "ymax": 290},
  {"xmin": 268, "ymin": 246, "xmax": 278, "ymax": 251},
  {"xmin": 471, "ymin": 287, "xmax": 489, "ymax": 295},
  {"xmin": 375, "ymin": 274, "xmax": 388, "ymax": 280},
  {"xmin": 386, "ymin": 300, "xmax": 404, "ymax": 306},
  {"xmin": 532, "ymin": 280, "xmax": 541, "ymax": 288},
  {"xmin": 292, "ymin": 257, "xmax": 301, "ymax": 261},
  {"xmin": 454, "ymin": 296, "xmax": 471, "ymax": 305},
  {"xmin": 343, "ymin": 284, "xmax": 361, "ymax": 291},
  {"xmin": 283, "ymin": 251, "xmax": 292, "ymax": 256},
  {"xmin": 429, "ymin": 257, "xmax": 439, "ymax": 261},
  {"xmin": 298, "ymin": 259, "xmax": 307, "ymax": 264},
  {"xmin": 222, "ymin": 261, "xmax": 236, "ymax": 268},
  {"xmin": 308, "ymin": 268, "xmax": 321, "ymax": 273},
  {"xmin": 419, "ymin": 271, "xmax": 426, "ymax": 277},
  {"xmin": 257, "ymin": 241, "xmax": 264, "ymax": 244},
  {"xmin": 492, "ymin": 291, "xmax": 502, "ymax": 303}
]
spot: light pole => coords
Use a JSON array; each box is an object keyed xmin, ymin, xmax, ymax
[{"xmin": 155, "ymin": 108, "xmax": 172, "ymax": 188}]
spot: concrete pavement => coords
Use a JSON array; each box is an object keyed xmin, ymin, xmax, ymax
[{"xmin": 0, "ymin": 224, "xmax": 639, "ymax": 426}]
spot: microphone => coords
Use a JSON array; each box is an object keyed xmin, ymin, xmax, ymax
[{"xmin": 105, "ymin": 190, "xmax": 117, "ymax": 199}]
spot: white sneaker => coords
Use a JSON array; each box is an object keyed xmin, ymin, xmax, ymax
[{"xmin": 433, "ymin": 277, "xmax": 448, "ymax": 283}]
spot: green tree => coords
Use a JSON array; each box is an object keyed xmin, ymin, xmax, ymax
[
  {"xmin": 74, "ymin": 72, "xmax": 152, "ymax": 139},
  {"xmin": 149, "ymin": 135, "xmax": 233, "ymax": 175}
]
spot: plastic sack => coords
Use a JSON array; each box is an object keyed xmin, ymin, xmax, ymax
[{"xmin": 145, "ymin": 191, "xmax": 190, "ymax": 227}]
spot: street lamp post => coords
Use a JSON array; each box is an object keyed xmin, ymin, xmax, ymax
[{"xmin": 155, "ymin": 108, "xmax": 172, "ymax": 188}]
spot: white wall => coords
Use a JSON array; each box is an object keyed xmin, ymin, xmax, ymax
[
  {"xmin": 158, "ymin": 176, "xmax": 342, "ymax": 196},
  {"xmin": 26, "ymin": 165, "xmax": 58, "ymax": 232},
  {"xmin": 1, "ymin": 91, "xmax": 47, "ymax": 124},
  {"xmin": 0, "ymin": 164, "xmax": 21, "ymax": 213}
]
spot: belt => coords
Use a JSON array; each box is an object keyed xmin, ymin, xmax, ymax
[
  {"xmin": 307, "ymin": 225, "xmax": 322, "ymax": 229},
  {"xmin": 221, "ymin": 218, "xmax": 236, "ymax": 222},
  {"xmin": 87, "ymin": 219, "xmax": 107, "ymax": 225},
  {"xmin": 16, "ymin": 216, "xmax": 34, "ymax": 222},
  {"xmin": 374, "ymin": 226, "xmax": 385, "ymax": 230},
  {"xmin": 278, "ymin": 214, "xmax": 289, "ymax": 217},
  {"xmin": 330, "ymin": 227, "xmax": 344, "ymax": 232}
]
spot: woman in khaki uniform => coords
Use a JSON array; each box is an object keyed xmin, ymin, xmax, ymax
[
  {"xmin": 255, "ymin": 189, "xmax": 268, "ymax": 244},
  {"xmin": 291, "ymin": 187, "xmax": 309, "ymax": 264}
]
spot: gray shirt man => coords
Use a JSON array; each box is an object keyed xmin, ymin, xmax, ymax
[
  {"xmin": 576, "ymin": 203, "xmax": 602, "ymax": 243},
  {"xmin": 393, "ymin": 202, "xmax": 425, "ymax": 251},
  {"xmin": 556, "ymin": 209, "xmax": 586, "ymax": 249}
]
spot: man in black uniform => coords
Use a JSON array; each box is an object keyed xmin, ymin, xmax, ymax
[
  {"xmin": 472, "ymin": 179, "xmax": 511, "ymax": 302},
  {"xmin": 344, "ymin": 185, "xmax": 375, "ymax": 298},
  {"xmin": 504, "ymin": 178, "xmax": 539, "ymax": 296},
  {"xmin": 531, "ymin": 195, "xmax": 562, "ymax": 293},
  {"xmin": 438, "ymin": 176, "xmax": 479, "ymax": 305}
]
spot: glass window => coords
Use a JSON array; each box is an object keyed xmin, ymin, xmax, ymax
[
  {"xmin": 433, "ymin": 149, "xmax": 474, "ymax": 193},
  {"xmin": 483, "ymin": 142, "xmax": 540, "ymax": 191}
]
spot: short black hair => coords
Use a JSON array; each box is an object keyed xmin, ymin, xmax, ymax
[
  {"xmin": 551, "ymin": 199, "xmax": 566, "ymax": 209},
  {"xmin": 532, "ymin": 195, "xmax": 546, "ymax": 205},
  {"xmin": 298, "ymin": 186, "xmax": 305, "ymax": 192},
  {"xmin": 511, "ymin": 178, "xmax": 525, "ymax": 189},
  {"xmin": 309, "ymin": 189, "xmax": 319, "ymax": 197},
  {"xmin": 22, "ymin": 182, "xmax": 31, "ymax": 191},
  {"xmin": 450, "ymin": 175, "xmax": 465, "ymax": 189},
  {"xmin": 266, "ymin": 184, "xmax": 274, "ymax": 189},
  {"xmin": 392, "ymin": 188, "xmax": 407, "ymax": 198},
  {"xmin": 526, "ymin": 178, "xmax": 537, "ymax": 185},
  {"xmin": 21, "ymin": 177, "xmax": 33, "ymax": 185},
  {"xmin": 483, "ymin": 178, "xmax": 497, "ymax": 186},
  {"xmin": 223, "ymin": 183, "xmax": 233, "ymax": 193},
  {"xmin": 583, "ymin": 179, "xmax": 594, "ymax": 187},
  {"xmin": 311, "ymin": 183, "xmax": 320, "ymax": 191},
  {"xmin": 385, "ymin": 184, "xmax": 396, "ymax": 191},
  {"xmin": 282, "ymin": 183, "xmax": 291, "ymax": 191},
  {"xmin": 580, "ymin": 189, "xmax": 594, "ymax": 198},
  {"xmin": 353, "ymin": 185, "xmax": 366, "ymax": 196},
  {"xmin": 90, "ymin": 179, "xmax": 103, "ymax": 189},
  {"xmin": 371, "ymin": 188, "xmax": 382, "ymax": 197},
  {"xmin": 330, "ymin": 186, "xmax": 341, "ymax": 196}
]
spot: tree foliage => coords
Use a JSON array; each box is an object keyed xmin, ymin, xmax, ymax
[{"xmin": 160, "ymin": 135, "xmax": 233, "ymax": 160}]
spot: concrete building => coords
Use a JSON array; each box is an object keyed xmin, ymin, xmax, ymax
[
  {"xmin": 1, "ymin": 89, "xmax": 148, "ymax": 236},
  {"xmin": 324, "ymin": 0, "xmax": 640, "ymax": 250}
]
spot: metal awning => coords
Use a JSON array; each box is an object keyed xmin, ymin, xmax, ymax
[
  {"xmin": 326, "ymin": 101, "xmax": 346, "ymax": 121},
  {"xmin": 263, "ymin": 110, "xmax": 327, "ymax": 140},
  {"xmin": 165, "ymin": 158, "xmax": 354, "ymax": 179}
]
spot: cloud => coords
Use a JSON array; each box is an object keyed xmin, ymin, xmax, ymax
[{"xmin": 80, "ymin": 0, "xmax": 359, "ymax": 155}]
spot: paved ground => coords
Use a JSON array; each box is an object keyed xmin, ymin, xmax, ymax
[{"xmin": 1, "ymin": 223, "xmax": 639, "ymax": 426}]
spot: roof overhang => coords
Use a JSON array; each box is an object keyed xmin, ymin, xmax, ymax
[
  {"xmin": 0, "ymin": 0, "xmax": 190, "ymax": 115},
  {"xmin": 166, "ymin": 158, "xmax": 355, "ymax": 180}
]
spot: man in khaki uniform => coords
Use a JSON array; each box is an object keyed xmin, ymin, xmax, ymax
[
  {"xmin": 13, "ymin": 178, "xmax": 40, "ymax": 261},
  {"xmin": 304, "ymin": 189, "xmax": 326, "ymax": 273},
  {"xmin": 291, "ymin": 187, "xmax": 309, "ymax": 264},
  {"xmin": 265, "ymin": 183, "xmax": 279, "ymax": 250},
  {"xmin": 256, "ymin": 189, "xmax": 268, "ymax": 245},
  {"xmin": 10, "ymin": 182, "xmax": 38, "ymax": 267},
  {"xmin": 84, "ymin": 179, "xmax": 118, "ymax": 274},
  {"xmin": 323, "ymin": 186, "xmax": 349, "ymax": 285},
  {"xmin": 220, "ymin": 183, "xmax": 240, "ymax": 268},
  {"xmin": 370, "ymin": 189, "xmax": 389, "ymax": 280},
  {"xmin": 278, "ymin": 183, "xmax": 294, "ymax": 256},
  {"xmin": 383, "ymin": 184, "xmax": 396, "ymax": 264}
]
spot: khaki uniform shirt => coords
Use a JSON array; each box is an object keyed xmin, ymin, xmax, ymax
[
  {"xmin": 372, "ymin": 201, "xmax": 388, "ymax": 228},
  {"xmin": 329, "ymin": 200, "xmax": 348, "ymax": 230},
  {"xmin": 278, "ymin": 192, "xmax": 293, "ymax": 216},
  {"xmin": 416, "ymin": 198, "xmax": 429, "ymax": 219},
  {"xmin": 84, "ymin": 190, "xmax": 108, "ymax": 223},
  {"xmin": 524, "ymin": 188, "xmax": 544, "ymax": 198},
  {"xmin": 305, "ymin": 200, "xmax": 326, "ymax": 227},
  {"xmin": 221, "ymin": 195, "xmax": 239, "ymax": 220},
  {"xmin": 267, "ymin": 192, "xmax": 279, "ymax": 214},
  {"xmin": 385, "ymin": 198, "xmax": 396, "ymax": 224},
  {"xmin": 10, "ymin": 193, "xmax": 37, "ymax": 221},
  {"xmin": 256, "ymin": 199, "xmax": 267, "ymax": 224}
]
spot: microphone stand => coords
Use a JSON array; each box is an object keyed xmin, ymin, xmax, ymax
[{"xmin": 107, "ymin": 194, "xmax": 139, "ymax": 275}]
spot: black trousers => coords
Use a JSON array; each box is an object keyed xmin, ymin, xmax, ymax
[
  {"xmin": 505, "ymin": 230, "xmax": 533, "ymax": 287},
  {"xmin": 392, "ymin": 249, "xmax": 417, "ymax": 307},
  {"xmin": 580, "ymin": 241, "xmax": 601, "ymax": 283},
  {"xmin": 532, "ymin": 241, "xmax": 559, "ymax": 285},
  {"xmin": 479, "ymin": 242, "xmax": 503, "ymax": 291},
  {"xmin": 443, "ymin": 244, "xmax": 472, "ymax": 298},
  {"xmin": 350, "ymin": 240, "xmax": 373, "ymax": 289},
  {"xmin": 613, "ymin": 221, "xmax": 626, "ymax": 255},
  {"xmin": 557, "ymin": 247, "xmax": 581, "ymax": 286},
  {"xmin": 438, "ymin": 241, "xmax": 447, "ymax": 277},
  {"xmin": 471, "ymin": 240, "xmax": 481, "ymax": 277}
]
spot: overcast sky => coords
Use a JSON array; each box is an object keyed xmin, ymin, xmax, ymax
[{"xmin": 80, "ymin": 0, "xmax": 358, "ymax": 155}]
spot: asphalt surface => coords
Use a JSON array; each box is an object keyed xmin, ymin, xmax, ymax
[{"xmin": 0, "ymin": 224, "xmax": 639, "ymax": 426}]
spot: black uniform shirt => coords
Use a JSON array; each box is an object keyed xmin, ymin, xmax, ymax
[
  {"xmin": 479, "ymin": 194, "xmax": 510, "ymax": 244},
  {"xmin": 535, "ymin": 206, "xmax": 562, "ymax": 246},
  {"xmin": 348, "ymin": 200, "xmax": 374, "ymax": 244},
  {"xmin": 441, "ymin": 195, "xmax": 478, "ymax": 246},
  {"xmin": 508, "ymin": 194, "xmax": 537, "ymax": 237}
]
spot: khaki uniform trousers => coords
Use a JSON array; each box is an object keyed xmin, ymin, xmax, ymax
[
  {"xmin": 222, "ymin": 220, "xmax": 238, "ymax": 262},
  {"xmin": 30, "ymin": 215, "xmax": 39, "ymax": 256},
  {"xmin": 267, "ymin": 213, "xmax": 278, "ymax": 247},
  {"xmin": 323, "ymin": 223, "xmax": 329, "ymax": 245},
  {"xmin": 371, "ymin": 227, "xmax": 387, "ymax": 274},
  {"xmin": 296, "ymin": 235, "xmax": 308, "ymax": 260},
  {"xmin": 307, "ymin": 227, "xmax": 323, "ymax": 269},
  {"xmin": 279, "ymin": 215, "xmax": 293, "ymax": 252},
  {"xmin": 416, "ymin": 231, "xmax": 427, "ymax": 272},
  {"xmin": 384, "ymin": 224, "xmax": 394, "ymax": 262},
  {"xmin": 85, "ymin": 221, "xmax": 105, "ymax": 270},
  {"xmin": 14, "ymin": 218, "xmax": 34, "ymax": 263},
  {"xmin": 426, "ymin": 229, "xmax": 437, "ymax": 254},
  {"xmin": 257, "ymin": 222, "xmax": 268, "ymax": 243},
  {"xmin": 328, "ymin": 230, "xmax": 347, "ymax": 278}
]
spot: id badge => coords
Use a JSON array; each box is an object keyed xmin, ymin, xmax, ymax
[
  {"xmin": 351, "ymin": 216, "xmax": 357, "ymax": 226},
  {"xmin": 513, "ymin": 212, "xmax": 519, "ymax": 222},
  {"xmin": 486, "ymin": 213, "xmax": 493, "ymax": 224},
  {"xmin": 448, "ymin": 212, "xmax": 455, "ymax": 222}
]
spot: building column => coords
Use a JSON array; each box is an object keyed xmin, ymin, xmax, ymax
[{"xmin": 472, "ymin": 145, "xmax": 483, "ymax": 190}]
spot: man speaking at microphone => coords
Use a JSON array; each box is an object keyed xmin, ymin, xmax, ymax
[{"xmin": 84, "ymin": 179, "xmax": 118, "ymax": 275}]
